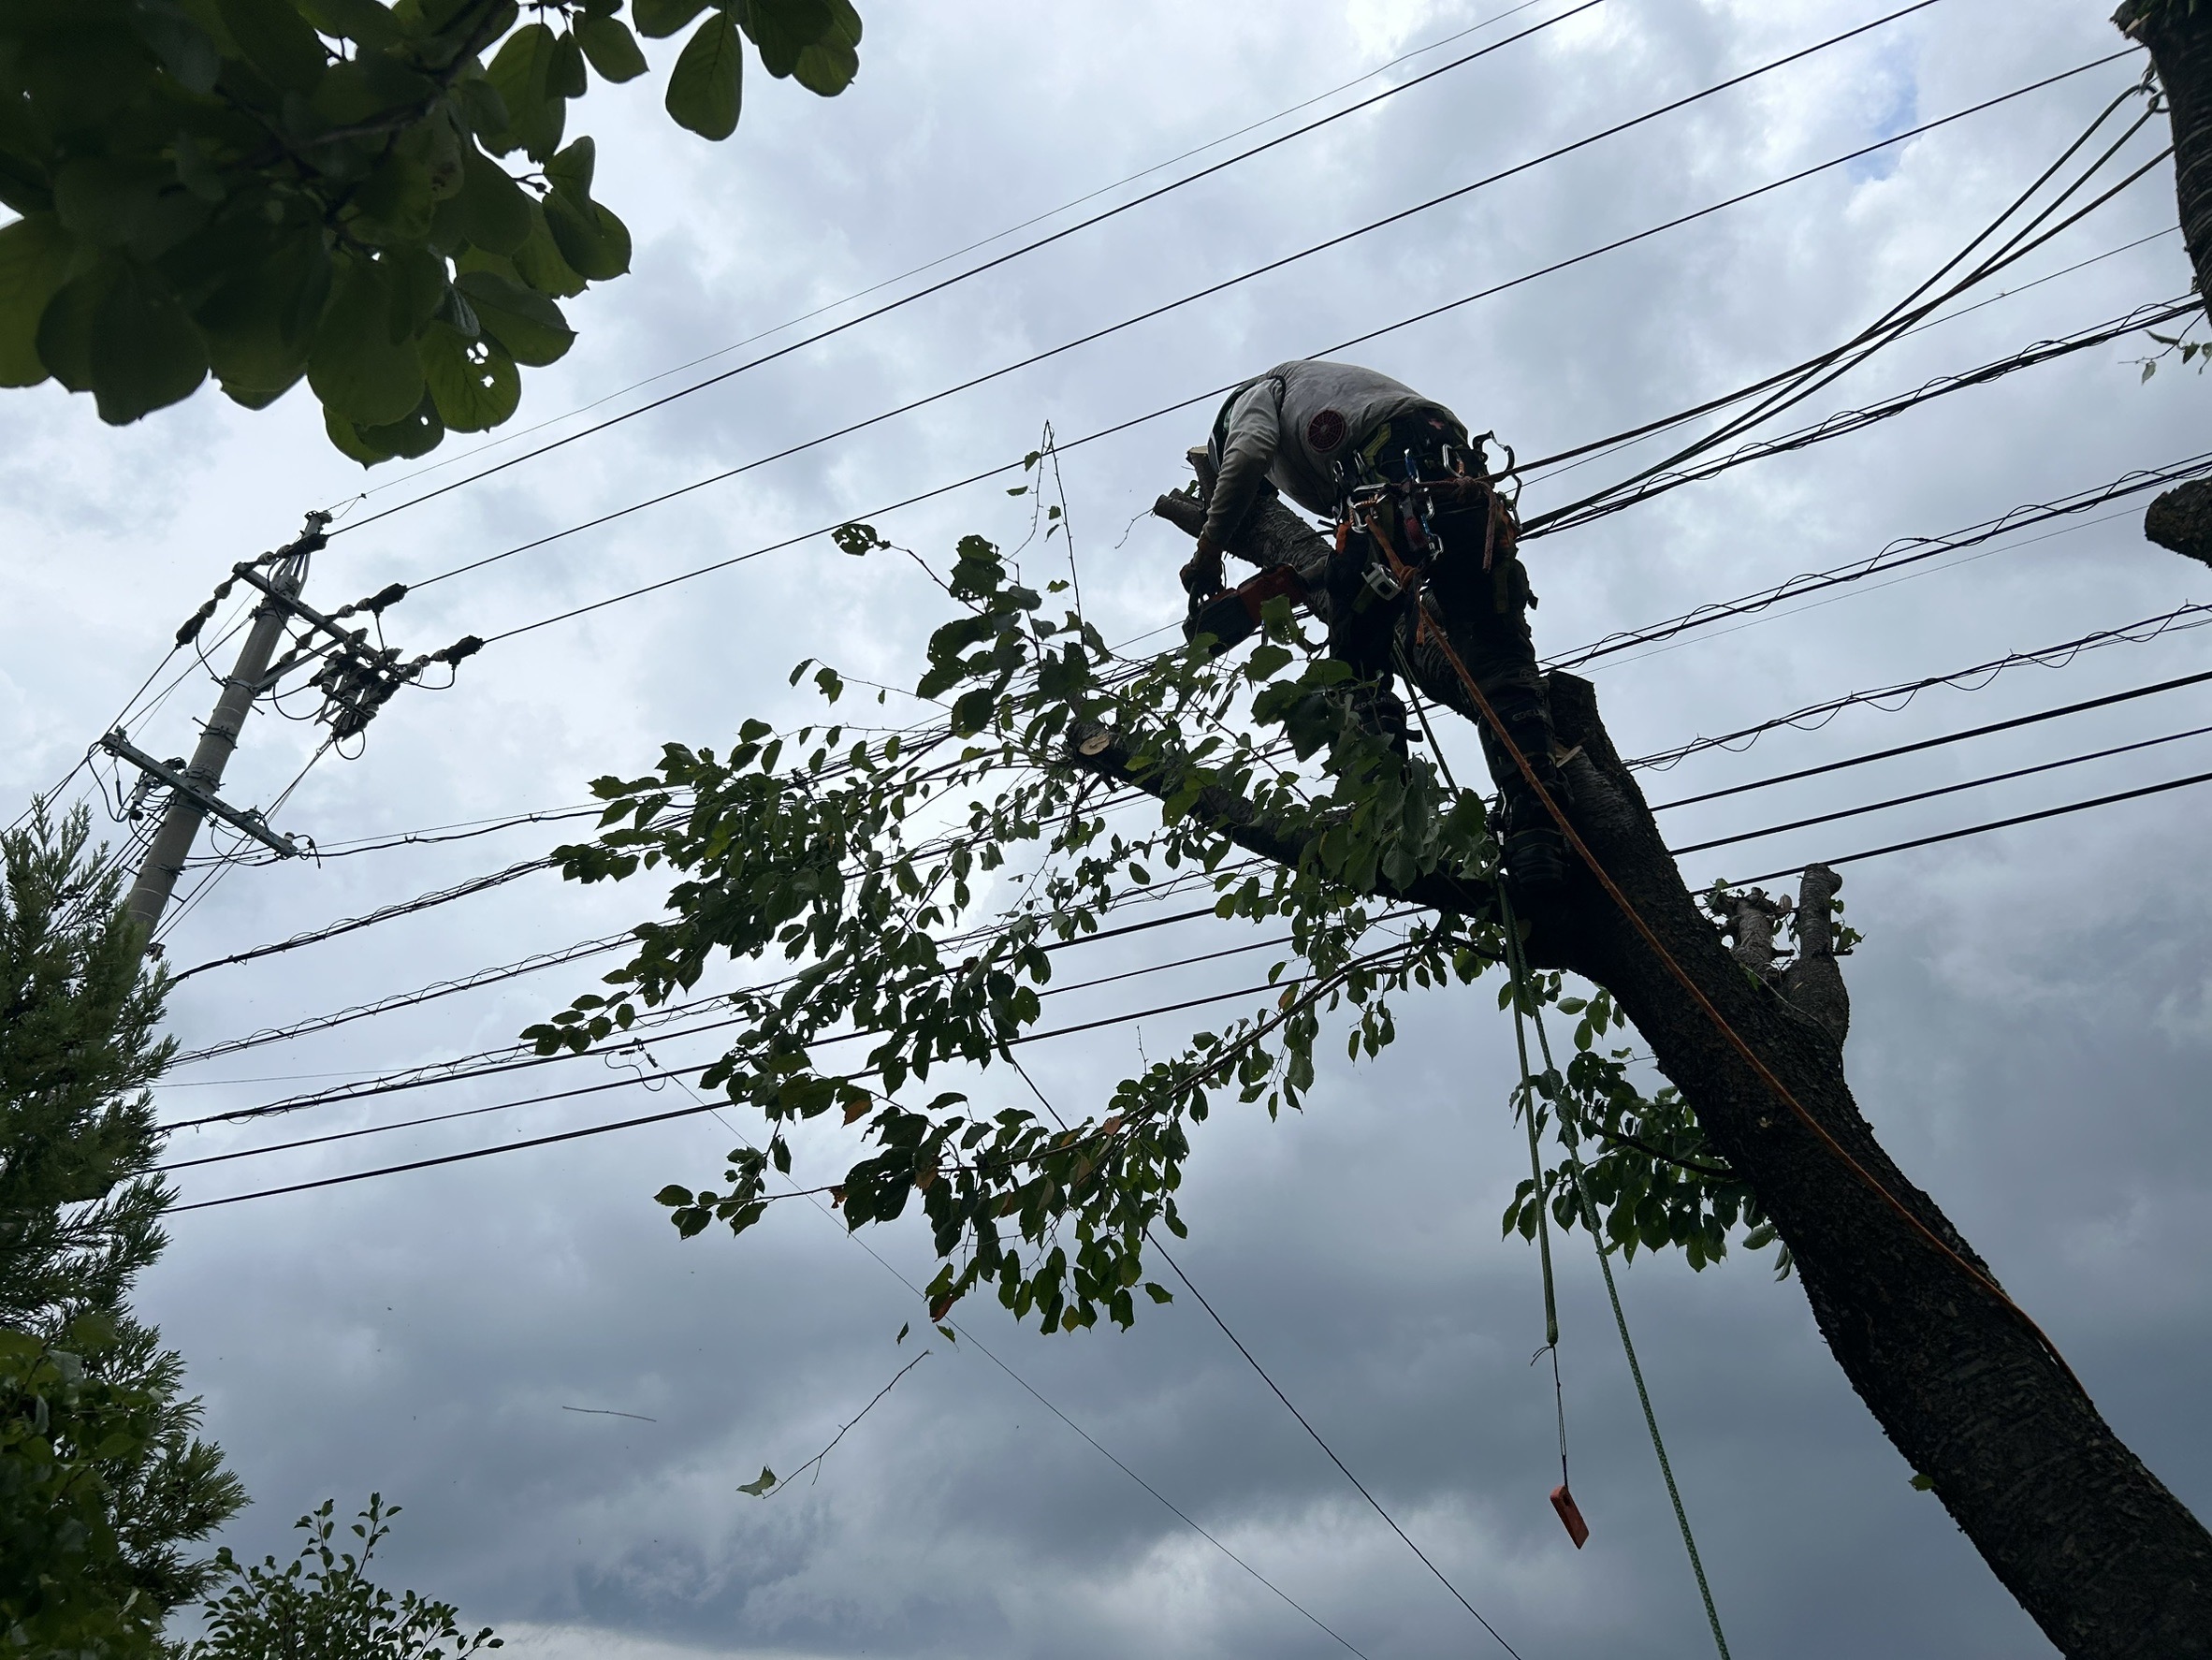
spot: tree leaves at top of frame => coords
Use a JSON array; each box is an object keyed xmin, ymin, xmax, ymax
[{"xmin": 0, "ymin": 0, "xmax": 863, "ymax": 458}]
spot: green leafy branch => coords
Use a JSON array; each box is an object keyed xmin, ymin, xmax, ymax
[
  {"xmin": 533, "ymin": 517, "xmax": 1786, "ymax": 1332},
  {"xmin": 0, "ymin": 0, "xmax": 861, "ymax": 458}
]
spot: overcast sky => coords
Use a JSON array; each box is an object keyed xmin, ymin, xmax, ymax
[{"xmin": 5, "ymin": 0, "xmax": 2208, "ymax": 1654}]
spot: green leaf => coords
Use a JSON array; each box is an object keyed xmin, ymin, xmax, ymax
[
  {"xmin": 576, "ymin": 11, "xmax": 648, "ymax": 80},
  {"xmin": 504, "ymin": 199, "xmax": 589, "ymax": 298},
  {"xmin": 486, "ymin": 22, "xmax": 566, "ymax": 160},
  {"xmin": 309, "ymin": 255, "xmax": 425, "ymax": 426},
  {"xmin": 0, "ymin": 214, "xmax": 75, "ymax": 387},
  {"xmin": 50, "ymin": 158, "xmax": 168, "ymax": 249},
  {"xmin": 352, "ymin": 149, "xmax": 439, "ymax": 243},
  {"xmin": 454, "ymin": 269, "xmax": 573, "ymax": 365},
  {"xmin": 451, "ymin": 143, "xmax": 534, "ymax": 255},
  {"xmin": 739, "ymin": 0, "xmax": 832, "ymax": 76},
  {"xmin": 40, "ymin": 257, "xmax": 210, "ymax": 424},
  {"xmin": 194, "ymin": 225, "xmax": 332, "ymax": 403},
  {"xmin": 215, "ymin": 0, "xmax": 330, "ymax": 92},
  {"xmin": 327, "ymin": 389, "xmax": 444, "ymax": 462},
  {"xmin": 665, "ymin": 12, "xmax": 743, "ymax": 140},
  {"xmin": 633, "ymin": 0, "xmax": 712, "ymax": 37},
  {"xmin": 550, "ymin": 28, "xmax": 589, "ymax": 97},
  {"xmin": 418, "ymin": 325, "xmax": 518, "ymax": 430},
  {"xmin": 543, "ymin": 186, "xmax": 631, "ymax": 282},
  {"xmin": 793, "ymin": 0, "xmax": 861, "ymax": 95},
  {"xmin": 735, "ymin": 1465, "xmax": 778, "ymax": 1496},
  {"xmin": 295, "ymin": 0, "xmax": 405, "ymax": 47}
]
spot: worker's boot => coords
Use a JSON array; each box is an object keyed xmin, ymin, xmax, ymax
[
  {"xmin": 1345, "ymin": 680, "xmax": 1412, "ymax": 761},
  {"xmin": 1478, "ymin": 692, "xmax": 1570, "ymax": 907}
]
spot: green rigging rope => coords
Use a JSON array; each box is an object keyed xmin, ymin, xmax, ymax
[{"xmin": 1498, "ymin": 884, "xmax": 1734, "ymax": 1660}]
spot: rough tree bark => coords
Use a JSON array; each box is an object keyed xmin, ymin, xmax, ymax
[
  {"xmin": 1111, "ymin": 479, "xmax": 2212, "ymax": 1658},
  {"xmin": 2118, "ymin": 2, "xmax": 2212, "ymax": 562}
]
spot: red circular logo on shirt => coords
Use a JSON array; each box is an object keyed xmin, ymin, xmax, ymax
[{"xmin": 1305, "ymin": 409, "xmax": 1347, "ymax": 452}]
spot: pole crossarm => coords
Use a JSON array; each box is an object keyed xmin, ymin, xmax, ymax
[{"xmin": 99, "ymin": 731, "xmax": 298, "ymax": 858}]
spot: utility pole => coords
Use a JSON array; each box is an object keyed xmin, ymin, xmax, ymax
[{"xmin": 113, "ymin": 513, "xmax": 327, "ymax": 954}]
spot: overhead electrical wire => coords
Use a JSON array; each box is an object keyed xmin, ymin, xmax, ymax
[
  {"xmin": 1548, "ymin": 450, "xmax": 2212, "ymax": 671},
  {"xmin": 1518, "ymin": 295, "xmax": 2194, "ymax": 542},
  {"xmin": 337, "ymin": 0, "xmax": 1616, "ymax": 535},
  {"xmin": 166, "ymin": 747, "xmax": 2212, "ymax": 1209},
  {"xmin": 162, "ymin": 961, "xmax": 1385, "ymax": 1207},
  {"xmin": 167, "ymin": 928, "xmax": 645, "ymax": 1066},
  {"xmin": 1727, "ymin": 764, "xmax": 2212, "ymax": 887},
  {"xmin": 1625, "ymin": 600, "xmax": 2212, "ymax": 771},
  {"xmin": 159, "ymin": 906, "xmax": 1334, "ymax": 1133},
  {"xmin": 166, "ymin": 855, "xmax": 560, "ymax": 983},
  {"xmin": 340, "ymin": 0, "xmax": 1564, "ymax": 516},
  {"xmin": 1647, "ymin": 663, "xmax": 2212, "ymax": 811},
  {"xmin": 1517, "ymin": 75, "xmax": 2164, "ymax": 517},
  {"xmin": 445, "ymin": 55, "xmax": 2144, "ymax": 650},
  {"xmin": 386, "ymin": 45, "xmax": 2119, "ymax": 643},
  {"xmin": 1666, "ymin": 720, "xmax": 2212, "ymax": 856}
]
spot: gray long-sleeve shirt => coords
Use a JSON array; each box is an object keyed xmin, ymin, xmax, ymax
[{"xmin": 1200, "ymin": 358, "xmax": 1461, "ymax": 546}]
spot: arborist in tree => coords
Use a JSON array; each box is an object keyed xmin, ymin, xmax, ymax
[{"xmin": 1178, "ymin": 357, "xmax": 1568, "ymax": 896}]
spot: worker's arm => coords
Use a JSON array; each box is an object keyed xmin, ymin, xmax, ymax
[{"xmin": 1199, "ymin": 383, "xmax": 1283, "ymax": 551}]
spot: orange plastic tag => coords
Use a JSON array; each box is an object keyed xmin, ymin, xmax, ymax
[{"xmin": 1550, "ymin": 1483, "xmax": 1590, "ymax": 1550}]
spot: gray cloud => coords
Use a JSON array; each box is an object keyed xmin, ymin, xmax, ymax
[{"xmin": 6, "ymin": 0, "xmax": 2206, "ymax": 1654}]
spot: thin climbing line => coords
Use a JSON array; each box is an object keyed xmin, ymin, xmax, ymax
[{"xmin": 1499, "ymin": 889, "xmax": 1731, "ymax": 1659}]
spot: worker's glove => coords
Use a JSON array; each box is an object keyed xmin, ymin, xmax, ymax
[{"xmin": 1180, "ymin": 537, "xmax": 1226, "ymax": 607}]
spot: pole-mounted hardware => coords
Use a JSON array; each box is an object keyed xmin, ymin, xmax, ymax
[{"xmin": 99, "ymin": 729, "xmax": 298, "ymax": 859}]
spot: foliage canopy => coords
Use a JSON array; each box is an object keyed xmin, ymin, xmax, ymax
[
  {"xmin": 531, "ymin": 489, "xmax": 1784, "ymax": 1336},
  {"xmin": 186, "ymin": 1494, "xmax": 501, "ymax": 1660},
  {"xmin": 0, "ymin": 0, "xmax": 861, "ymax": 460}
]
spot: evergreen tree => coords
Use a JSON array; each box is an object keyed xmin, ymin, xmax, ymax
[{"xmin": 0, "ymin": 805, "xmax": 243, "ymax": 1656}]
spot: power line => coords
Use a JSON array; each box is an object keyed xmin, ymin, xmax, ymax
[
  {"xmin": 337, "ymin": 0, "xmax": 1613, "ymax": 536},
  {"xmin": 1521, "ymin": 295, "xmax": 2195, "ymax": 543},
  {"xmin": 1625, "ymin": 600, "xmax": 2212, "ymax": 772},
  {"xmin": 672, "ymin": 1052, "xmax": 1389, "ymax": 1660},
  {"xmin": 168, "ymin": 928, "xmax": 643, "ymax": 1066},
  {"xmin": 1002, "ymin": 1056, "xmax": 1521, "ymax": 1655},
  {"xmin": 1517, "ymin": 77, "xmax": 2163, "ymax": 517},
  {"xmin": 157, "ymin": 895, "xmax": 1288, "ymax": 1130},
  {"xmin": 396, "ymin": 0, "xmax": 1957, "ymax": 599},
  {"xmin": 167, "ymin": 762, "xmax": 2212, "ymax": 1201},
  {"xmin": 1550, "ymin": 450, "xmax": 2212, "ymax": 671},
  {"xmin": 1152, "ymin": 1243, "xmax": 1526, "ymax": 1656},
  {"xmin": 163, "ymin": 966, "xmax": 1359, "ymax": 1205},
  {"xmin": 1725, "ymin": 763, "xmax": 2212, "ymax": 886},
  {"xmin": 1517, "ymin": 225, "xmax": 2181, "ymax": 500},
  {"xmin": 338, "ymin": 0, "xmax": 1562, "ymax": 518},
  {"xmin": 1666, "ymin": 720, "xmax": 2212, "ymax": 856},
  {"xmin": 458, "ymin": 51, "xmax": 2127, "ymax": 649},
  {"xmin": 166, "ymin": 855, "xmax": 558, "ymax": 983},
  {"xmin": 1647, "ymin": 664, "xmax": 2212, "ymax": 811}
]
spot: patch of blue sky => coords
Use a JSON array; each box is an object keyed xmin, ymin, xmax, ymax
[{"xmin": 1850, "ymin": 43, "xmax": 1922, "ymax": 182}]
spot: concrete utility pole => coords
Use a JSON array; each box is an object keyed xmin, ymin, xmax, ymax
[{"xmin": 116, "ymin": 514, "xmax": 327, "ymax": 954}]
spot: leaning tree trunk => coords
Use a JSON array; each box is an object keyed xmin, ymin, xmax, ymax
[
  {"xmin": 2118, "ymin": 3, "xmax": 2212, "ymax": 562},
  {"xmin": 1128, "ymin": 482, "xmax": 2212, "ymax": 1657}
]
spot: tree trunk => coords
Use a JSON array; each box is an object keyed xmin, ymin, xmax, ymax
[
  {"xmin": 2117, "ymin": 3, "xmax": 2212, "ymax": 561},
  {"xmin": 2118, "ymin": 1, "xmax": 2212, "ymax": 310},
  {"xmin": 1119, "ymin": 486, "xmax": 2212, "ymax": 1656}
]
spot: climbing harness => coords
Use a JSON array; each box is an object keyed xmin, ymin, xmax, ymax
[{"xmin": 1499, "ymin": 884, "xmax": 1732, "ymax": 1659}]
